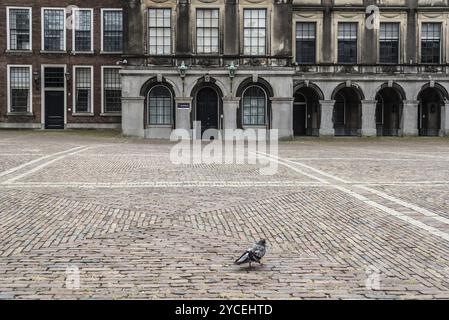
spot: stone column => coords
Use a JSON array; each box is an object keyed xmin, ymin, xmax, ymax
[
  {"xmin": 440, "ymin": 100, "xmax": 449, "ymax": 136},
  {"xmin": 174, "ymin": 97, "xmax": 192, "ymax": 132},
  {"xmin": 223, "ymin": 96, "xmax": 240, "ymax": 130},
  {"xmin": 123, "ymin": 0, "xmax": 144, "ymax": 65},
  {"xmin": 319, "ymin": 100, "xmax": 335, "ymax": 136},
  {"xmin": 270, "ymin": 97, "xmax": 293, "ymax": 139},
  {"xmin": 361, "ymin": 100, "xmax": 377, "ymax": 137},
  {"xmin": 121, "ymin": 97, "xmax": 145, "ymax": 137},
  {"xmin": 402, "ymin": 100, "xmax": 419, "ymax": 136}
]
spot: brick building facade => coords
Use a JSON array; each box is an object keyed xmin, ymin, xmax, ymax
[{"xmin": 1, "ymin": 1, "xmax": 449, "ymax": 138}]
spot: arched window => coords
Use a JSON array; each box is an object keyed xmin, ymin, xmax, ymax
[
  {"xmin": 148, "ymin": 85, "xmax": 172, "ymax": 125},
  {"xmin": 242, "ymin": 86, "xmax": 267, "ymax": 125}
]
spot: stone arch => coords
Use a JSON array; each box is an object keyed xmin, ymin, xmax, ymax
[
  {"xmin": 331, "ymin": 82, "xmax": 365, "ymax": 101},
  {"xmin": 416, "ymin": 82, "xmax": 449, "ymax": 101},
  {"xmin": 293, "ymin": 81, "xmax": 324, "ymax": 101},
  {"xmin": 140, "ymin": 77, "xmax": 176, "ymax": 128},
  {"xmin": 236, "ymin": 77, "xmax": 274, "ymax": 98},
  {"xmin": 372, "ymin": 82, "xmax": 407, "ymax": 101},
  {"xmin": 187, "ymin": 75, "xmax": 228, "ymax": 99}
]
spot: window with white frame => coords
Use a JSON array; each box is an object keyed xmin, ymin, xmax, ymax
[
  {"xmin": 103, "ymin": 68, "xmax": 121, "ymax": 113},
  {"xmin": 338, "ymin": 22, "xmax": 358, "ymax": 64},
  {"xmin": 242, "ymin": 86, "xmax": 267, "ymax": 125},
  {"xmin": 243, "ymin": 9, "xmax": 267, "ymax": 56},
  {"xmin": 74, "ymin": 9, "xmax": 93, "ymax": 52},
  {"xmin": 421, "ymin": 22, "xmax": 441, "ymax": 64},
  {"xmin": 43, "ymin": 8, "xmax": 65, "ymax": 51},
  {"xmin": 379, "ymin": 23, "xmax": 400, "ymax": 64},
  {"xmin": 148, "ymin": 85, "xmax": 172, "ymax": 125},
  {"xmin": 148, "ymin": 8, "xmax": 171, "ymax": 55},
  {"xmin": 196, "ymin": 9, "xmax": 219, "ymax": 54},
  {"xmin": 74, "ymin": 67, "xmax": 92, "ymax": 113},
  {"xmin": 7, "ymin": 7, "xmax": 31, "ymax": 51},
  {"xmin": 102, "ymin": 9, "xmax": 123, "ymax": 52},
  {"xmin": 8, "ymin": 66, "xmax": 32, "ymax": 113}
]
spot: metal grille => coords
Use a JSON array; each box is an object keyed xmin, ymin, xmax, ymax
[
  {"xmin": 10, "ymin": 67, "xmax": 30, "ymax": 113},
  {"xmin": 43, "ymin": 9, "xmax": 65, "ymax": 51},
  {"xmin": 44, "ymin": 67, "xmax": 65, "ymax": 88},
  {"xmin": 149, "ymin": 86, "xmax": 172, "ymax": 125},
  {"xmin": 296, "ymin": 22, "xmax": 316, "ymax": 64},
  {"xmin": 103, "ymin": 68, "xmax": 121, "ymax": 113},
  {"xmin": 75, "ymin": 68, "xmax": 91, "ymax": 113},
  {"xmin": 379, "ymin": 23, "xmax": 399, "ymax": 64},
  {"xmin": 243, "ymin": 9, "xmax": 266, "ymax": 56},
  {"xmin": 75, "ymin": 10, "xmax": 92, "ymax": 52},
  {"xmin": 148, "ymin": 9, "xmax": 171, "ymax": 55},
  {"xmin": 421, "ymin": 23, "xmax": 441, "ymax": 64},
  {"xmin": 103, "ymin": 10, "xmax": 123, "ymax": 52},
  {"xmin": 338, "ymin": 22, "xmax": 357, "ymax": 64},
  {"xmin": 9, "ymin": 9, "xmax": 31, "ymax": 50},
  {"xmin": 196, "ymin": 9, "xmax": 219, "ymax": 54},
  {"xmin": 243, "ymin": 86, "xmax": 266, "ymax": 125}
]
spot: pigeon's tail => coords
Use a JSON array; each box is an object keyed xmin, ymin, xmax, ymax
[{"xmin": 234, "ymin": 252, "xmax": 250, "ymax": 265}]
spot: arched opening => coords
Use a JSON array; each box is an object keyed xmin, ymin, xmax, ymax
[
  {"xmin": 375, "ymin": 87, "xmax": 403, "ymax": 136},
  {"xmin": 293, "ymin": 87, "xmax": 321, "ymax": 136},
  {"xmin": 195, "ymin": 86, "xmax": 221, "ymax": 134},
  {"xmin": 241, "ymin": 85, "xmax": 268, "ymax": 127},
  {"xmin": 333, "ymin": 87, "xmax": 362, "ymax": 136},
  {"xmin": 418, "ymin": 87, "xmax": 443, "ymax": 136},
  {"xmin": 147, "ymin": 85, "xmax": 174, "ymax": 127}
]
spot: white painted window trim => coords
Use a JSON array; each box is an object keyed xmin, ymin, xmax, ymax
[
  {"xmin": 72, "ymin": 66, "xmax": 94, "ymax": 114},
  {"xmin": 72, "ymin": 8, "xmax": 94, "ymax": 53},
  {"xmin": 241, "ymin": 85, "xmax": 268, "ymax": 127},
  {"xmin": 7, "ymin": 65, "xmax": 33, "ymax": 114},
  {"xmin": 148, "ymin": 84, "xmax": 174, "ymax": 126},
  {"xmin": 41, "ymin": 7, "xmax": 66, "ymax": 52},
  {"xmin": 6, "ymin": 7, "xmax": 33, "ymax": 51},
  {"xmin": 101, "ymin": 8, "xmax": 123, "ymax": 54},
  {"xmin": 101, "ymin": 66, "xmax": 122, "ymax": 114}
]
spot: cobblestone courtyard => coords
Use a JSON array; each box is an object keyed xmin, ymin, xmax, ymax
[{"xmin": 1, "ymin": 130, "xmax": 449, "ymax": 299}]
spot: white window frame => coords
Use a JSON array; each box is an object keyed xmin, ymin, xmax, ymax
[
  {"xmin": 41, "ymin": 7, "xmax": 67, "ymax": 52},
  {"xmin": 72, "ymin": 66, "xmax": 94, "ymax": 114},
  {"xmin": 7, "ymin": 65, "xmax": 33, "ymax": 114},
  {"xmin": 7, "ymin": 7, "xmax": 32, "ymax": 51},
  {"xmin": 101, "ymin": 66, "xmax": 122, "ymax": 115},
  {"xmin": 241, "ymin": 85, "xmax": 268, "ymax": 127},
  {"xmin": 242, "ymin": 8, "xmax": 268, "ymax": 56},
  {"xmin": 72, "ymin": 8, "xmax": 94, "ymax": 53},
  {"xmin": 101, "ymin": 8, "xmax": 123, "ymax": 53}
]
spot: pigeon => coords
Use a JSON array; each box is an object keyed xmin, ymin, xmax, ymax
[{"xmin": 234, "ymin": 240, "xmax": 266, "ymax": 268}]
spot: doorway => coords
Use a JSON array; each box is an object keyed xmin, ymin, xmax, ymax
[
  {"xmin": 196, "ymin": 87, "xmax": 219, "ymax": 134},
  {"xmin": 43, "ymin": 67, "xmax": 65, "ymax": 129}
]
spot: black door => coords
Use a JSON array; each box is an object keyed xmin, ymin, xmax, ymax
[
  {"xmin": 420, "ymin": 102, "xmax": 440, "ymax": 136},
  {"xmin": 293, "ymin": 103, "xmax": 306, "ymax": 136},
  {"xmin": 196, "ymin": 87, "xmax": 218, "ymax": 133},
  {"xmin": 45, "ymin": 91, "xmax": 64, "ymax": 129}
]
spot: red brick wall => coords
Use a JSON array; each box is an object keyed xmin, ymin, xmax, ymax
[{"xmin": 0, "ymin": 0, "xmax": 126, "ymax": 127}]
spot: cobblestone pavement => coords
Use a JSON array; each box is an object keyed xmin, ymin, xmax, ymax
[{"xmin": 1, "ymin": 130, "xmax": 449, "ymax": 299}]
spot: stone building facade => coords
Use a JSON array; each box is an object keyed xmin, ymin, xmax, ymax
[{"xmin": 1, "ymin": 0, "xmax": 449, "ymax": 138}]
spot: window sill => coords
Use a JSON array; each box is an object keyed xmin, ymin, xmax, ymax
[
  {"xmin": 100, "ymin": 113, "xmax": 121, "ymax": 117},
  {"xmin": 100, "ymin": 51, "xmax": 123, "ymax": 55},
  {"xmin": 147, "ymin": 124, "xmax": 173, "ymax": 128},
  {"xmin": 5, "ymin": 50, "xmax": 33, "ymax": 54},
  {"xmin": 7, "ymin": 112, "xmax": 33, "ymax": 117},
  {"xmin": 40, "ymin": 50, "xmax": 67, "ymax": 54},
  {"xmin": 72, "ymin": 113, "xmax": 94, "ymax": 117},
  {"xmin": 71, "ymin": 51, "xmax": 95, "ymax": 55}
]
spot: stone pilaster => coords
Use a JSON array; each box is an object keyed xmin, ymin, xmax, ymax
[
  {"xmin": 440, "ymin": 100, "xmax": 449, "ymax": 136},
  {"xmin": 175, "ymin": 97, "xmax": 192, "ymax": 132},
  {"xmin": 361, "ymin": 100, "xmax": 377, "ymax": 137},
  {"xmin": 402, "ymin": 100, "xmax": 419, "ymax": 136},
  {"xmin": 121, "ymin": 97, "xmax": 145, "ymax": 137},
  {"xmin": 223, "ymin": 97, "xmax": 240, "ymax": 130},
  {"xmin": 270, "ymin": 97, "xmax": 294, "ymax": 139},
  {"xmin": 319, "ymin": 100, "xmax": 335, "ymax": 136}
]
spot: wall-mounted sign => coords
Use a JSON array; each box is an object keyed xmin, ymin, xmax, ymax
[{"xmin": 177, "ymin": 103, "xmax": 190, "ymax": 109}]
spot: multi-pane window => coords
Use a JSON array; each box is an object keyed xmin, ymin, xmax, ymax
[
  {"xmin": 296, "ymin": 22, "xmax": 316, "ymax": 64},
  {"xmin": 74, "ymin": 9, "xmax": 92, "ymax": 52},
  {"xmin": 421, "ymin": 23, "xmax": 441, "ymax": 64},
  {"xmin": 44, "ymin": 67, "xmax": 65, "ymax": 88},
  {"xmin": 243, "ymin": 9, "xmax": 267, "ymax": 56},
  {"xmin": 338, "ymin": 22, "xmax": 358, "ymax": 64},
  {"xmin": 148, "ymin": 9, "xmax": 171, "ymax": 55},
  {"xmin": 196, "ymin": 9, "xmax": 219, "ymax": 54},
  {"xmin": 102, "ymin": 9, "xmax": 123, "ymax": 52},
  {"xmin": 8, "ymin": 66, "xmax": 31, "ymax": 113},
  {"xmin": 8, "ymin": 8, "xmax": 31, "ymax": 51},
  {"xmin": 379, "ymin": 23, "xmax": 400, "ymax": 64},
  {"xmin": 103, "ymin": 68, "xmax": 121, "ymax": 113},
  {"xmin": 43, "ymin": 9, "xmax": 65, "ymax": 51},
  {"xmin": 242, "ymin": 86, "xmax": 266, "ymax": 126},
  {"xmin": 74, "ymin": 67, "xmax": 92, "ymax": 113},
  {"xmin": 148, "ymin": 86, "xmax": 172, "ymax": 125}
]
